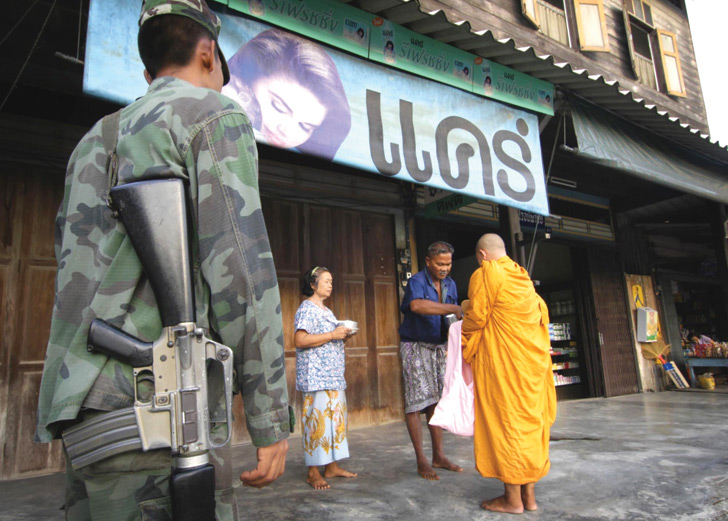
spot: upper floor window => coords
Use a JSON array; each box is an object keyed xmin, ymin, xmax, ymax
[
  {"xmin": 626, "ymin": 0, "xmax": 653, "ymax": 25},
  {"xmin": 573, "ymin": 0, "xmax": 610, "ymax": 52},
  {"xmin": 522, "ymin": 0, "xmax": 609, "ymax": 51},
  {"xmin": 623, "ymin": 2, "xmax": 658, "ymax": 89},
  {"xmin": 657, "ymin": 29, "xmax": 686, "ymax": 96},
  {"xmin": 519, "ymin": 0, "xmax": 686, "ymax": 96},
  {"xmin": 622, "ymin": 0, "xmax": 686, "ymax": 96},
  {"xmin": 538, "ymin": 0, "xmax": 571, "ymax": 46}
]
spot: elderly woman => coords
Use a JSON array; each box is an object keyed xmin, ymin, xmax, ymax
[{"xmin": 294, "ymin": 266, "xmax": 358, "ymax": 489}]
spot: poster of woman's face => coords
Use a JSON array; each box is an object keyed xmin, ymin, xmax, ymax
[{"xmin": 223, "ymin": 28, "xmax": 352, "ymax": 160}]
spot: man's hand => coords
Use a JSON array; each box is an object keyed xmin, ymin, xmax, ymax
[{"xmin": 239, "ymin": 439, "xmax": 289, "ymax": 488}]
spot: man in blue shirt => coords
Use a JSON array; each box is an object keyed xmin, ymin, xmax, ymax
[{"xmin": 399, "ymin": 241, "xmax": 463, "ymax": 480}]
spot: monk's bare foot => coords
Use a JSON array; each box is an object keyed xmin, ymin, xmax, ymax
[
  {"xmin": 324, "ymin": 462, "xmax": 358, "ymax": 478},
  {"xmin": 521, "ymin": 484, "xmax": 538, "ymax": 511},
  {"xmin": 481, "ymin": 496, "xmax": 524, "ymax": 514},
  {"xmin": 306, "ymin": 468, "xmax": 330, "ymax": 490},
  {"xmin": 417, "ymin": 461, "xmax": 440, "ymax": 480},
  {"xmin": 432, "ymin": 457, "xmax": 463, "ymax": 473}
]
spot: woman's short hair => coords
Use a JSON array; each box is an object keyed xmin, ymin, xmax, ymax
[
  {"xmin": 226, "ymin": 28, "xmax": 351, "ymax": 160},
  {"xmin": 301, "ymin": 266, "xmax": 330, "ymax": 296}
]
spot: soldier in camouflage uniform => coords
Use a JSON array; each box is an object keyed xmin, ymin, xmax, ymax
[{"xmin": 35, "ymin": 1, "xmax": 292, "ymax": 519}]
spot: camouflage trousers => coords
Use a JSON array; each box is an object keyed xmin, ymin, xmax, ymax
[{"xmin": 63, "ymin": 441, "xmax": 238, "ymax": 521}]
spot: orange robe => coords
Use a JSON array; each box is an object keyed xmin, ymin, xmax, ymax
[{"xmin": 461, "ymin": 256, "xmax": 556, "ymax": 485}]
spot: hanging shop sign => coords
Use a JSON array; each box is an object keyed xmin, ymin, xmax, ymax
[
  {"xmin": 226, "ymin": 0, "xmax": 371, "ymax": 57},
  {"xmin": 474, "ymin": 59, "xmax": 554, "ymax": 117},
  {"xmin": 519, "ymin": 210, "xmax": 545, "ymax": 228},
  {"xmin": 368, "ymin": 17, "xmax": 475, "ymax": 94},
  {"xmin": 84, "ymin": 1, "xmax": 550, "ymax": 215},
  {"xmin": 424, "ymin": 188, "xmax": 478, "ymax": 217},
  {"xmin": 218, "ymin": 0, "xmax": 554, "ymax": 116}
]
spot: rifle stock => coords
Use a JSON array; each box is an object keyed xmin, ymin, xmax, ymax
[{"xmin": 110, "ymin": 178, "xmax": 194, "ymax": 327}]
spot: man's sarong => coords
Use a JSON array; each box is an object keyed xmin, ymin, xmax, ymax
[
  {"xmin": 400, "ymin": 340, "xmax": 446, "ymax": 414},
  {"xmin": 301, "ymin": 390, "xmax": 349, "ymax": 466}
]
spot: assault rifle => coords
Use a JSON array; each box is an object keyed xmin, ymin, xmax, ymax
[{"xmin": 63, "ymin": 178, "xmax": 234, "ymax": 521}]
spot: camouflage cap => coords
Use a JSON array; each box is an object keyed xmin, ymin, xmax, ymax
[{"xmin": 139, "ymin": 0, "xmax": 229, "ymax": 85}]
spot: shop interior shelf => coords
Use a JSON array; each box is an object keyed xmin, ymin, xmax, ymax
[
  {"xmin": 553, "ymin": 366, "xmax": 580, "ymax": 375},
  {"xmin": 555, "ymin": 380, "xmax": 581, "ymax": 387},
  {"xmin": 551, "ymin": 352, "xmax": 577, "ymax": 358}
]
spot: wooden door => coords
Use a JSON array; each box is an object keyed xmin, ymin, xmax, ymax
[
  {"xmin": 261, "ymin": 198, "xmax": 403, "ymax": 436},
  {"xmin": 588, "ymin": 248, "xmax": 640, "ymax": 397},
  {"xmin": 1, "ymin": 169, "xmax": 65, "ymax": 479}
]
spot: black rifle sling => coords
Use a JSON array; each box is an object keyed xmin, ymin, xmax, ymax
[{"xmin": 101, "ymin": 109, "xmax": 122, "ymax": 211}]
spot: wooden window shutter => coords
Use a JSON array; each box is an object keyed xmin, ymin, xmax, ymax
[
  {"xmin": 574, "ymin": 0, "xmax": 610, "ymax": 52},
  {"xmin": 522, "ymin": 0, "xmax": 540, "ymax": 28},
  {"xmin": 622, "ymin": 0, "xmax": 639, "ymax": 77},
  {"xmin": 657, "ymin": 29, "xmax": 686, "ymax": 96}
]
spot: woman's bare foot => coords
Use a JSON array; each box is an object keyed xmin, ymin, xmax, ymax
[
  {"xmin": 521, "ymin": 483, "xmax": 538, "ymax": 511},
  {"xmin": 306, "ymin": 467, "xmax": 330, "ymax": 490},
  {"xmin": 480, "ymin": 495, "xmax": 524, "ymax": 514},
  {"xmin": 432, "ymin": 457, "xmax": 463, "ymax": 473},
  {"xmin": 417, "ymin": 460, "xmax": 440, "ymax": 480},
  {"xmin": 324, "ymin": 462, "xmax": 358, "ymax": 478}
]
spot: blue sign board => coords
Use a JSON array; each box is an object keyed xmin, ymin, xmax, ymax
[{"xmin": 84, "ymin": 0, "xmax": 550, "ymax": 215}]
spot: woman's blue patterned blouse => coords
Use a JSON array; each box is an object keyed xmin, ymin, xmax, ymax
[{"xmin": 294, "ymin": 300, "xmax": 346, "ymax": 392}]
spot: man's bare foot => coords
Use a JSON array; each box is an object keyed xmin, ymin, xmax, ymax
[
  {"xmin": 521, "ymin": 483, "xmax": 538, "ymax": 511},
  {"xmin": 324, "ymin": 462, "xmax": 358, "ymax": 478},
  {"xmin": 480, "ymin": 495, "xmax": 524, "ymax": 514},
  {"xmin": 306, "ymin": 468, "xmax": 330, "ymax": 490},
  {"xmin": 417, "ymin": 461, "xmax": 440, "ymax": 480},
  {"xmin": 432, "ymin": 457, "xmax": 463, "ymax": 473}
]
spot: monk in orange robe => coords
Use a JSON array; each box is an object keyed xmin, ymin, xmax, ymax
[{"xmin": 461, "ymin": 233, "xmax": 556, "ymax": 513}]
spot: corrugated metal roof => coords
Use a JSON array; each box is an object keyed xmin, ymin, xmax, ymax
[{"xmin": 337, "ymin": 0, "xmax": 728, "ymax": 165}]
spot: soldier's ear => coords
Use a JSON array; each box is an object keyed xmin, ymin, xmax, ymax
[
  {"xmin": 143, "ymin": 69, "xmax": 153, "ymax": 85},
  {"xmin": 198, "ymin": 38, "xmax": 216, "ymax": 73}
]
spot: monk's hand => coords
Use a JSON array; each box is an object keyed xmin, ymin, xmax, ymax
[
  {"xmin": 239, "ymin": 439, "xmax": 288, "ymax": 488},
  {"xmin": 455, "ymin": 306, "xmax": 464, "ymax": 319}
]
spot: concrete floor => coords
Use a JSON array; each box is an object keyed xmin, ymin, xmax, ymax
[{"xmin": 2, "ymin": 391, "xmax": 728, "ymax": 520}]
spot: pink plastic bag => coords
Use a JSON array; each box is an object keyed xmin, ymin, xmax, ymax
[{"xmin": 429, "ymin": 320, "xmax": 474, "ymax": 437}]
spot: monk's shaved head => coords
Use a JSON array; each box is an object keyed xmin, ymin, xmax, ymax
[
  {"xmin": 475, "ymin": 233, "xmax": 506, "ymax": 264},
  {"xmin": 477, "ymin": 233, "xmax": 506, "ymax": 254}
]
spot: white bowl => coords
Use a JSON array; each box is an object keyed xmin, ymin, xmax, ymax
[{"xmin": 338, "ymin": 320, "xmax": 358, "ymax": 331}]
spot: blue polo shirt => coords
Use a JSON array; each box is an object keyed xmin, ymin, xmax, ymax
[{"xmin": 398, "ymin": 268, "xmax": 458, "ymax": 344}]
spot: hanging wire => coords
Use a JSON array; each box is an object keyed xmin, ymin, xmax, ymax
[
  {"xmin": 526, "ymin": 112, "xmax": 564, "ymax": 273},
  {"xmin": 0, "ymin": 0, "xmax": 58, "ymax": 113},
  {"xmin": 76, "ymin": 0, "xmax": 83, "ymax": 60},
  {"xmin": 0, "ymin": 0, "xmax": 42, "ymax": 49}
]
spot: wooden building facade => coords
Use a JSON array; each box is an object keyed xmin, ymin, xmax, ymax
[{"xmin": 2, "ymin": 0, "xmax": 728, "ymax": 480}]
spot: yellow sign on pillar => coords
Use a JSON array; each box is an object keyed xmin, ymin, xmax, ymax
[{"xmin": 632, "ymin": 284, "xmax": 645, "ymax": 308}]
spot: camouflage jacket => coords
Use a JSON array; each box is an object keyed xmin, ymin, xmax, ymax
[{"xmin": 36, "ymin": 77, "xmax": 291, "ymax": 447}]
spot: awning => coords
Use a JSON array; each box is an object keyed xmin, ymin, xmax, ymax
[{"xmin": 570, "ymin": 99, "xmax": 728, "ymax": 203}]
